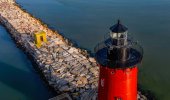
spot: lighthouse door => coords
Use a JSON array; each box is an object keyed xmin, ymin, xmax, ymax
[{"xmin": 40, "ymin": 36, "xmax": 44, "ymax": 42}]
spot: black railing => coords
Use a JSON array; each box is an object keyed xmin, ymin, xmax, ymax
[{"xmin": 94, "ymin": 37, "xmax": 143, "ymax": 68}]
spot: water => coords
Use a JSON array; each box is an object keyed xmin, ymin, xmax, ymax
[
  {"xmin": 0, "ymin": 25, "xmax": 54, "ymax": 99},
  {"xmin": 2, "ymin": 0, "xmax": 170, "ymax": 99}
]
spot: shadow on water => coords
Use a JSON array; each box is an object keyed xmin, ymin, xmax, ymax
[
  {"xmin": 0, "ymin": 61, "xmax": 37, "ymax": 99},
  {"xmin": 0, "ymin": 23, "xmax": 55, "ymax": 99}
]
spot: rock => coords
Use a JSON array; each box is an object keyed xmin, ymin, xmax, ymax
[
  {"xmin": 89, "ymin": 57, "xmax": 96, "ymax": 63},
  {"xmin": 44, "ymin": 65, "xmax": 50, "ymax": 69},
  {"xmin": 72, "ymin": 54, "xmax": 80, "ymax": 58},
  {"xmin": 82, "ymin": 59, "xmax": 89, "ymax": 64},
  {"xmin": 68, "ymin": 47, "xmax": 78, "ymax": 54},
  {"xmin": 55, "ymin": 47, "xmax": 63, "ymax": 53},
  {"xmin": 40, "ymin": 48, "xmax": 48, "ymax": 53},
  {"xmin": 80, "ymin": 77, "xmax": 88, "ymax": 84},
  {"xmin": 56, "ymin": 66, "xmax": 66, "ymax": 74},
  {"xmin": 65, "ymin": 56, "xmax": 74, "ymax": 61},
  {"xmin": 62, "ymin": 51, "xmax": 69, "ymax": 56},
  {"xmin": 49, "ymin": 93, "xmax": 72, "ymax": 100},
  {"xmin": 48, "ymin": 81, "xmax": 55, "ymax": 85},
  {"xmin": 69, "ymin": 61, "xmax": 78, "ymax": 66},
  {"xmin": 86, "ymin": 75, "xmax": 91, "ymax": 79},
  {"xmin": 59, "ymin": 85, "xmax": 70, "ymax": 92},
  {"xmin": 92, "ymin": 94, "xmax": 97, "ymax": 100},
  {"xmin": 80, "ymin": 89, "xmax": 97, "ymax": 100},
  {"xmin": 62, "ymin": 45, "xmax": 69, "ymax": 50},
  {"xmin": 91, "ymin": 84, "xmax": 96, "ymax": 89},
  {"xmin": 58, "ymin": 58, "xmax": 63, "ymax": 63},
  {"xmin": 84, "ymin": 63, "xmax": 92, "ymax": 69},
  {"xmin": 71, "ymin": 69, "xmax": 80, "ymax": 75},
  {"xmin": 137, "ymin": 94, "xmax": 140, "ymax": 100},
  {"xmin": 78, "ymin": 84, "xmax": 86, "ymax": 88},
  {"xmin": 45, "ymin": 60, "xmax": 53, "ymax": 65},
  {"xmin": 85, "ymin": 85, "xmax": 90, "ymax": 89},
  {"xmin": 77, "ymin": 80, "xmax": 82, "ymax": 85},
  {"xmin": 71, "ymin": 81, "xmax": 77, "ymax": 86},
  {"xmin": 80, "ymin": 69, "xmax": 88, "ymax": 75},
  {"xmin": 140, "ymin": 95, "xmax": 147, "ymax": 100},
  {"xmin": 79, "ymin": 55, "xmax": 86, "ymax": 59},
  {"xmin": 89, "ymin": 78, "xmax": 97, "ymax": 84},
  {"xmin": 52, "ymin": 52, "xmax": 57, "ymax": 58},
  {"xmin": 35, "ymin": 50, "xmax": 41, "ymax": 55},
  {"xmin": 57, "ymin": 79, "xmax": 68, "ymax": 86},
  {"xmin": 79, "ymin": 88, "xmax": 85, "ymax": 93},
  {"xmin": 37, "ymin": 54, "xmax": 42, "ymax": 58},
  {"xmin": 89, "ymin": 67, "xmax": 98, "ymax": 75},
  {"xmin": 66, "ymin": 77, "xmax": 74, "ymax": 82},
  {"xmin": 72, "ymin": 92, "xmax": 80, "ymax": 99}
]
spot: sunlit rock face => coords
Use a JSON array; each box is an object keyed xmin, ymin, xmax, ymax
[{"xmin": 0, "ymin": 0, "xmax": 14, "ymax": 3}]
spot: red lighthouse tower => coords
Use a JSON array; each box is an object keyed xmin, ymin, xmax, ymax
[{"xmin": 95, "ymin": 20, "xmax": 143, "ymax": 100}]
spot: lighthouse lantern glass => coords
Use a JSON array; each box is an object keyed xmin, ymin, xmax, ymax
[{"xmin": 110, "ymin": 31, "xmax": 128, "ymax": 46}]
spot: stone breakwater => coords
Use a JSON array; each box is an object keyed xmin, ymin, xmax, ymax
[
  {"xmin": 0, "ymin": 0, "xmax": 14, "ymax": 3},
  {"xmin": 0, "ymin": 0, "xmax": 147, "ymax": 100}
]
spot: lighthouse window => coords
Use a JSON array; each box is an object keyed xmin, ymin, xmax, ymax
[{"xmin": 114, "ymin": 97, "xmax": 122, "ymax": 100}]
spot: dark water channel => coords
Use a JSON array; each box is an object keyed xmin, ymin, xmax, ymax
[{"xmin": 0, "ymin": 25, "xmax": 54, "ymax": 99}]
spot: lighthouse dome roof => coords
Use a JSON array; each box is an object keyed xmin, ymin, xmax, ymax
[{"xmin": 110, "ymin": 20, "xmax": 128, "ymax": 33}]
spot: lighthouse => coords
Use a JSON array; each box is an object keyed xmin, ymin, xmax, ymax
[{"xmin": 95, "ymin": 20, "xmax": 143, "ymax": 100}]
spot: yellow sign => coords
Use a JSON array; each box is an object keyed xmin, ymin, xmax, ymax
[{"xmin": 34, "ymin": 31, "xmax": 47, "ymax": 48}]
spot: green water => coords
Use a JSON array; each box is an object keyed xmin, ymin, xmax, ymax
[
  {"xmin": 0, "ymin": 25, "xmax": 54, "ymax": 99},
  {"xmin": 15, "ymin": 0, "xmax": 170, "ymax": 99}
]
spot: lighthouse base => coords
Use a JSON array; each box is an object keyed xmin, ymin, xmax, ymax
[{"xmin": 98, "ymin": 66, "xmax": 138, "ymax": 100}]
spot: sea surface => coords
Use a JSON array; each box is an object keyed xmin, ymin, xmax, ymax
[
  {"xmin": 0, "ymin": 25, "xmax": 54, "ymax": 99},
  {"xmin": 1, "ymin": 0, "xmax": 170, "ymax": 99}
]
